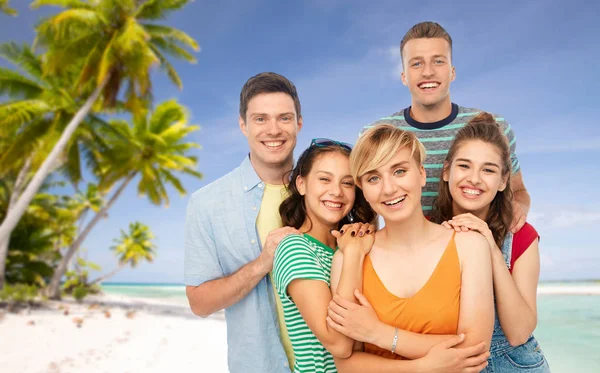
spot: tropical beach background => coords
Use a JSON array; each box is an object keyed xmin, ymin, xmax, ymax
[{"xmin": 0, "ymin": 1, "xmax": 598, "ymax": 372}]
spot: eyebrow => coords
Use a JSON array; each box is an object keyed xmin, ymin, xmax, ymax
[
  {"xmin": 455, "ymin": 158, "xmax": 500, "ymax": 168},
  {"xmin": 316, "ymin": 170, "xmax": 353, "ymax": 178},
  {"xmin": 250, "ymin": 112, "xmax": 294, "ymax": 117},
  {"xmin": 389, "ymin": 161, "xmax": 410, "ymax": 169}
]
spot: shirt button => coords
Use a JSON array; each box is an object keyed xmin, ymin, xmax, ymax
[
  {"xmin": 284, "ymin": 362, "xmax": 289, "ymax": 368},
  {"xmin": 258, "ymin": 183, "xmax": 263, "ymax": 188},
  {"xmin": 252, "ymin": 206, "xmax": 257, "ymax": 211},
  {"xmin": 251, "ymin": 239, "xmax": 256, "ymax": 244},
  {"xmin": 243, "ymin": 186, "xmax": 248, "ymax": 191}
]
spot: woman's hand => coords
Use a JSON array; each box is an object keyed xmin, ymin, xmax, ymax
[
  {"xmin": 326, "ymin": 289, "xmax": 381, "ymax": 345},
  {"xmin": 443, "ymin": 213, "xmax": 496, "ymax": 250},
  {"xmin": 331, "ymin": 222, "xmax": 376, "ymax": 256}
]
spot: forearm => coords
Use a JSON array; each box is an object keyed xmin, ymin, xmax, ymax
[
  {"xmin": 491, "ymin": 250, "xmax": 537, "ymax": 345},
  {"xmin": 332, "ymin": 249, "xmax": 364, "ymax": 354},
  {"xmin": 335, "ymin": 352, "xmax": 422, "ymax": 373},
  {"xmin": 513, "ymin": 189, "xmax": 531, "ymax": 214},
  {"xmin": 186, "ymin": 258, "xmax": 267, "ymax": 317},
  {"xmin": 336, "ymin": 248, "xmax": 364, "ymax": 299},
  {"xmin": 370, "ymin": 323, "xmax": 452, "ymax": 359}
]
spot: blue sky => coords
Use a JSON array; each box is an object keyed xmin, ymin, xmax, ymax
[{"xmin": 1, "ymin": 0, "xmax": 599, "ymax": 282}]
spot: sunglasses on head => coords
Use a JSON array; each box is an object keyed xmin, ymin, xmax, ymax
[{"xmin": 310, "ymin": 138, "xmax": 353, "ymax": 151}]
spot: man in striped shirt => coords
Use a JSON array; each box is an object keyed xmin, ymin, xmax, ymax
[{"xmin": 363, "ymin": 21, "xmax": 530, "ymax": 233}]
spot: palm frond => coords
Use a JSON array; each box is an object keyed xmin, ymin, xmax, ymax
[
  {"xmin": 0, "ymin": 99, "xmax": 52, "ymax": 128},
  {"xmin": 142, "ymin": 23, "xmax": 199, "ymax": 51},
  {"xmin": 0, "ymin": 42, "xmax": 44, "ymax": 80},
  {"xmin": 30, "ymin": 0, "xmax": 93, "ymax": 10},
  {"xmin": 149, "ymin": 45, "xmax": 182, "ymax": 89},
  {"xmin": 0, "ymin": 67, "xmax": 44, "ymax": 98},
  {"xmin": 136, "ymin": 0, "xmax": 191, "ymax": 20},
  {"xmin": 150, "ymin": 37, "xmax": 196, "ymax": 63}
]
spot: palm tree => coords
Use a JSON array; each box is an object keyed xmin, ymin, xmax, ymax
[
  {"xmin": 0, "ymin": 0, "xmax": 17, "ymax": 16},
  {"xmin": 0, "ymin": 0, "xmax": 199, "ymax": 288},
  {"xmin": 90, "ymin": 221, "xmax": 156, "ymax": 285},
  {"xmin": 46, "ymin": 99, "xmax": 202, "ymax": 298},
  {"xmin": 0, "ymin": 42, "xmax": 113, "ymax": 288}
]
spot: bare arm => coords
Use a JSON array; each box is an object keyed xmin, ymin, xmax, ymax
[
  {"xmin": 445, "ymin": 214, "xmax": 539, "ymax": 346},
  {"xmin": 334, "ymin": 337, "xmax": 489, "ymax": 373},
  {"xmin": 510, "ymin": 171, "xmax": 530, "ymax": 233},
  {"xmin": 492, "ymin": 239, "xmax": 540, "ymax": 346},
  {"xmin": 454, "ymin": 231, "xmax": 494, "ymax": 349},
  {"xmin": 185, "ymin": 226, "xmax": 298, "ymax": 317},
  {"xmin": 186, "ymin": 257, "xmax": 267, "ymax": 317},
  {"xmin": 327, "ymin": 292, "xmax": 455, "ymax": 359}
]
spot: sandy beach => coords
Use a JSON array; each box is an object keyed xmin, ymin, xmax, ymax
[
  {"xmin": 0, "ymin": 295, "xmax": 228, "ymax": 373},
  {"xmin": 1, "ymin": 284, "xmax": 598, "ymax": 373}
]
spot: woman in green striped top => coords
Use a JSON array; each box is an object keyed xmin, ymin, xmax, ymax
[{"xmin": 273, "ymin": 138, "xmax": 376, "ymax": 373}]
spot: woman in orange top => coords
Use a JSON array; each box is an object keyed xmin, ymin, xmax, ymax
[{"xmin": 327, "ymin": 125, "xmax": 494, "ymax": 373}]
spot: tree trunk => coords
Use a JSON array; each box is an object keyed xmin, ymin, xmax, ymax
[
  {"xmin": 89, "ymin": 264, "xmax": 125, "ymax": 286},
  {"xmin": 0, "ymin": 78, "xmax": 109, "ymax": 290},
  {"xmin": 0, "ymin": 156, "xmax": 33, "ymax": 289},
  {"xmin": 46, "ymin": 174, "xmax": 135, "ymax": 299}
]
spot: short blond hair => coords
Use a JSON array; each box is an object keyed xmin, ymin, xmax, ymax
[{"xmin": 350, "ymin": 124, "xmax": 426, "ymax": 186}]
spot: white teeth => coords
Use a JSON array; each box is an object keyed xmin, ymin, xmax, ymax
[
  {"xmin": 384, "ymin": 196, "xmax": 406, "ymax": 205},
  {"xmin": 323, "ymin": 201, "xmax": 342, "ymax": 208},
  {"xmin": 264, "ymin": 141, "xmax": 283, "ymax": 147},
  {"xmin": 462, "ymin": 188, "xmax": 481, "ymax": 195},
  {"xmin": 419, "ymin": 82, "xmax": 439, "ymax": 89}
]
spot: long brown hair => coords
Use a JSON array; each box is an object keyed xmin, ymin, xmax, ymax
[
  {"xmin": 280, "ymin": 144, "xmax": 375, "ymax": 230},
  {"xmin": 432, "ymin": 112, "xmax": 513, "ymax": 248}
]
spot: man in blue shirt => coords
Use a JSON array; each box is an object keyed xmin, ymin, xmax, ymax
[{"xmin": 184, "ymin": 72, "xmax": 302, "ymax": 373}]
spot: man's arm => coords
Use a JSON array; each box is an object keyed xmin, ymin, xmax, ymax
[
  {"xmin": 186, "ymin": 257, "xmax": 268, "ymax": 317},
  {"xmin": 184, "ymin": 191, "xmax": 298, "ymax": 317},
  {"xmin": 510, "ymin": 170, "xmax": 530, "ymax": 233}
]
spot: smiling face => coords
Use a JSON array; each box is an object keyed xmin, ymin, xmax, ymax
[
  {"xmin": 401, "ymin": 37, "xmax": 455, "ymax": 109},
  {"xmin": 296, "ymin": 151, "xmax": 355, "ymax": 229},
  {"xmin": 239, "ymin": 92, "xmax": 302, "ymax": 170},
  {"xmin": 443, "ymin": 140, "xmax": 508, "ymax": 218},
  {"xmin": 359, "ymin": 147, "xmax": 426, "ymax": 223}
]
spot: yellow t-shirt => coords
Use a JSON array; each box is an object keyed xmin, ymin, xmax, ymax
[{"xmin": 256, "ymin": 183, "xmax": 294, "ymax": 368}]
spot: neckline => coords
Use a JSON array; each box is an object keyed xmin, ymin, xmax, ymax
[
  {"xmin": 403, "ymin": 103, "xmax": 459, "ymax": 130},
  {"xmin": 303, "ymin": 233, "xmax": 336, "ymax": 254},
  {"xmin": 366, "ymin": 231, "xmax": 456, "ymax": 300}
]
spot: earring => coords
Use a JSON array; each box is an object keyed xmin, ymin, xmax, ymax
[{"xmin": 346, "ymin": 210, "xmax": 355, "ymax": 223}]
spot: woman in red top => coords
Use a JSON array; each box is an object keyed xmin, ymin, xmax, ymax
[{"xmin": 434, "ymin": 112, "xmax": 550, "ymax": 372}]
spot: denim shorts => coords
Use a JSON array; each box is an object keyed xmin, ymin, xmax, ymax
[{"xmin": 482, "ymin": 336, "xmax": 551, "ymax": 373}]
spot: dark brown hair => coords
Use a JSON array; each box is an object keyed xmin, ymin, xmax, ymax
[
  {"xmin": 400, "ymin": 21, "xmax": 453, "ymax": 64},
  {"xmin": 432, "ymin": 112, "xmax": 513, "ymax": 248},
  {"xmin": 239, "ymin": 72, "xmax": 301, "ymax": 121},
  {"xmin": 280, "ymin": 145, "xmax": 375, "ymax": 231}
]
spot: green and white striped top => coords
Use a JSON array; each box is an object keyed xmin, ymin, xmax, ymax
[
  {"xmin": 361, "ymin": 103, "xmax": 520, "ymax": 215},
  {"xmin": 273, "ymin": 234, "xmax": 337, "ymax": 373}
]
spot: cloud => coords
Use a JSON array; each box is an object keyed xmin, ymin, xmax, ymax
[{"xmin": 529, "ymin": 209, "xmax": 600, "ymax": 229}]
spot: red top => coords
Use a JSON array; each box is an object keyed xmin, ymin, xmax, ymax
[{"xmin": 510, "ymin": 222, "xmax": 539, "ymax": 273}]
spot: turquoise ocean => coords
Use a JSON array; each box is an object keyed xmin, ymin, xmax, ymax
[{"xmin": 102, "ymin": 281, "xmax": 600, "ymax": 372}]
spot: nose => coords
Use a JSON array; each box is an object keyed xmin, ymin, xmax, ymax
[
  {"xmin": 421, "ymin": 62, "xmax": 434, "ymax": 78},
  {"xmin": 382, "ymin": 175, "xmax": 396, "ymax": 196},
  {"xmin": 329, "ymin": 182, "xmax": 343, "ymax": 197},
  {"xmin": 466, "ymin": 169, "xmax": 481, "ymax": 185},
  {"xmin": 265, "ymin": 118, "xmax": 283, "ymax": 136}
]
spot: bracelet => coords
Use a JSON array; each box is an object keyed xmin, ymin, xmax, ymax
[{"xmin": 391, "ymin": 327, "xmax": 398, "ymax": 354}]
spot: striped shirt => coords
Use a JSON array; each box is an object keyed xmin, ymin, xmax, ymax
[
  {"xmin": 361, "ymin": 103, "xmax": 520, "ymax": 214},
  {"xmin": 273, "ymin": 234, "xmax": 337, "ymax": 373}
]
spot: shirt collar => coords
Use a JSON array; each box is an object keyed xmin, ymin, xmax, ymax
[{"xmin": 240, "ymin": 154, "xmax": 263, "ymax": 193}]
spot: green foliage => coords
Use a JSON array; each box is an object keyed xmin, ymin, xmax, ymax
[
  {"xmin": 62, "ymin": 258, "xmax": 101, "ymax": 299},
  {"xmin": 0, "ymin": 0, "xmax": 17, "ymax": 16},
  {"xmin": 97, "ymin": 99, "xmax": 202, "ymax": 206},
  {"xmin": 72, "ymin": 285, "xmax": 88, "ymax": 302},
  {"xmin": 0, "ymin": 284, "xmax": 39, "ymax": 304},
  {"xmin": 112, "ymin": 222, "xmax": 156, "ymax": 267}
]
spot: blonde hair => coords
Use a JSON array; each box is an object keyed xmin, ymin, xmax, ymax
[
  {"xmin": 400, "ymin": 21, "xmax": 452, "ymax": 64},
  {"xmin": 351, "ymin": 124, "xmax": 426, "ymax": 186}
]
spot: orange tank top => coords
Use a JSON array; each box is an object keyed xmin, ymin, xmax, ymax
[{"xmin": 362, "ymin": 233, "xmax": 461, "ymax": 360}]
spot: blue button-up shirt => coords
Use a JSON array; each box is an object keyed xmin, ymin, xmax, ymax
[{"xmin": 184, "ymin": 155, "xmax": 291, "ymax": 373}]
